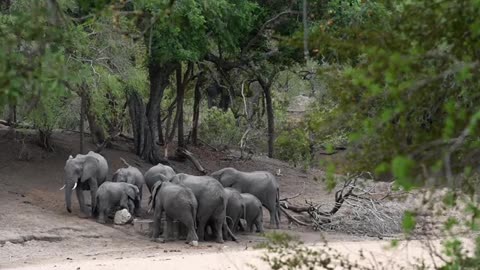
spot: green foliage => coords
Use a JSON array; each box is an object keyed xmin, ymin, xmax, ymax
[
  {"xmin": 311, "ymin": 0, "xmax": 480, "ymax": 184},
  {"xmin": 402, "ymin": 210, "xmax": 416, "ymax": 234},
  {"xmin": 0, "ymin": 1, "xmax": 71, "ymax": 105},
  {"xmin": 198, "ymin": 107, "xmax": 242, "ymax": 148},
  {"xmin": 137, "ymin": 0, "xmax": 257, "ymax": 63},
  {"xmin": 260, "ymin": 232, "xmax": 370, "ymax": 270},
  {"xmin": 28, "ymin": 88, "xmax": 72, "ymax": 137},
  {"xmin": 275, "ymin": 128, "xmax": 311, "ymax": 168}
]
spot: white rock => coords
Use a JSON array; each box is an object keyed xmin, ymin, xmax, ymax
[{"xmin": 114, "ymin": 209, "xmax": 132, "ymax": 225}]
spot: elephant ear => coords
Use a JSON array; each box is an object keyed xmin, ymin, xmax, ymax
[
  {"xmin": 81, "ymin": 156, "xmax": 99, "ymax": 182},
  {"xmin": 126, "ymin": 184, "xmax": 140, "ymax": 201}
]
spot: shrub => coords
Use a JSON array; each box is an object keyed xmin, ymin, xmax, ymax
[{"xmin": 198, "ymin": 107, "xmax": 242, "ymax": 149}]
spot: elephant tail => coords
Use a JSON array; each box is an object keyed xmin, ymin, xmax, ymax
[
  {"xmin": 223, "ymin": 219, "xmax": 237, "ymax": 242},
  {"xmin": 149, "ymin": 182, "xmax": 161, "ymax": 213},
  {"xmin": 276, "ymin": 187, "xmax": 281, "ymax": 224}
]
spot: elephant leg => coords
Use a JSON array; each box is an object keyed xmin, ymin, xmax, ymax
[
  {"xmin": 97, "ymin": 206, "xmax": 107, "ymax": 224},
  {"xmin": 89, "ymin": 179, "xmax": 98, "ymax": 217},
  {"xmin": 127, "ymin": 199, "xmax": 135, "ymax": 216},
  {"xmin": 76, "ymin": 188, "xmax": 88, "ymax": 215},
  {"xmin": 136, "ymin": 185, "xmax": 143, "ymax": 215},
  {"xmin": 178, "ymin": 223, "xmax": 187, "ymax": 240},
  {"xmin": 165, "ymin": 216, "xmax": 174, "ymax": 241},
  {"xmin": 187, "ymin": 229, "xmax": 199, "ymax": 245},
  {"xmin": 214, "ymin": 218, "xmax": 224, "ymax": 243},
  {"xmin": 255, "ymin": 216, "xmax": 264, "ymax": 233},
  {"xmin": 232, "ymin": 215, "xmax": 240, "ymax": 234},
  {"xmin": 249, "ymin": 221, "xmax": 255, "ymax": 233},
  {"xmin": 264, "ymin": 201, "xmax": 278, "ymax": 228},
  {"xmin": 152, "ymin": 208, "xmax": 163, "ymax": 240},
  {"xmin": 196, "ymin": 215, "xmax": 208, "ymax": 242}
]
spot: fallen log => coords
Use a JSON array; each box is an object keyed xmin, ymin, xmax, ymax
[
  {"xmin": 279, "ymin": 207, "xmax": 312, "ymax": 226},
  {"xmin": 280, "ymin": 202, "xmax": 313, "ymax": 213},
  {"xmin": 176, "ymin": 148, "xmax": 207, "ymax": 174}
]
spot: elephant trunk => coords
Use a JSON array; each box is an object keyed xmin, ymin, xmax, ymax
[{"xmin": 65, "ymin": 182, "xmax": 73, "ymax": 213}]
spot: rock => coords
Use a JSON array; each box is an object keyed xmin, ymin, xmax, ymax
[
  {"xmin": 190, "ymin": 241, "xmax": 198, "ymax": 247},
  {"xmin": 114, "ymin": 209, "xmax": 132, "ymax": 225},
  {"xmin": 239, "ymin": 219, "xmax": 247, "ymax": 230}
]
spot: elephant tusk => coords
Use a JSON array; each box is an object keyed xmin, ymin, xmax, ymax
[
  {"xmin": 59, "ymin": 184, "xmax": 66, "ymax": 190},
  {"xmin": 72, "ymin": 182, "xmax": 78, "ymax": 190}
]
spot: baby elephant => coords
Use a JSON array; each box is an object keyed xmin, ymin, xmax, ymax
[
  {"xmin": 94, "ymin": 182, "xmax": 140, "ymax": 224},
  {"xmin": 240, "ymin": 193, "xmax": 264, "ymax": 233},
  {"xmin": 225, "ymin": 188, "xmax": 244, "ymax": 234},
  {"xmin": 112, "ymin": 158, "xmax": 145, "ymax": 214},
  {"xmin": 150, "ymin": 181, "xmax": 199, "ymax": 246}
]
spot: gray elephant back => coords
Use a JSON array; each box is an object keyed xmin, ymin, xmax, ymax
[
  {"xmin": 173, "ymin": 175, "xmax": 223, "ymax": 198},
  {"xmin": 87, "ymin": 151, "xmax": 109, "ymax": 183},
  {"xmin": 145, "ymin": 164, "xmax": 176, "ymax": 191}
]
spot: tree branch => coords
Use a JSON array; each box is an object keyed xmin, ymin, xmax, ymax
[{"xmin": 242, "ymin": 10, "xmax": 299, "ymax": 54}]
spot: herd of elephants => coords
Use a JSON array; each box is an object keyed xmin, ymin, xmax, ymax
[{"xmin": 59, "ymin": 151, "xmax": 281, "ymax": 246}]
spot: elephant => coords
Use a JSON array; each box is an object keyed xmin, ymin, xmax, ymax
[
  {"xmin": 112, "ymin": 158, "xmax": 145, "ymax": 215},
  {"xmin": 171, "ymin": 173, "xmax": 236, "ymax": 243},
  {"xmin": 224, "ymin": 187, "xmax": 244, "ymax": 235},
  {"xmin": 61, "ymin": 151, "xmax": 109, "ymax": 216},
  {"xmin": 144, "ymin": 163, "xmax": 176, "ymax": 193},
  {"xmin": 93, "ymin": 182, "xmax": 140, "ymax": 224},
  {"xmin": 240, "ymin": 193, "xmax": 264, "ymax": 233},
  {"xmin": 210, "ymin": 167, "xmax": 280, "ymax": 228},
  {"xmin": 150, "ymin": 181, "xmax": 199, "ymax": 246}
]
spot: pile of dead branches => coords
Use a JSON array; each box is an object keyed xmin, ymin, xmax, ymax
[{"xmin": 280, "ymin": 173, "xmax": 408, "ymax": 237}]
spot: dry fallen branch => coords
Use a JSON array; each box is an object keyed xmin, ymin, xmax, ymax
[
  {"xmin": 280, "ymin": 181, "xmax": 306, "ymax": 201},
  {"xmin": 176, "ymin": 148, "xmax": 207, "ymax": 174},
  {"xmin": 279, "ymin": 207, "xmax": 312, "ymax": 226}
]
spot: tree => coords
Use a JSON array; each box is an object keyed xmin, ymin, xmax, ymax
[
  {"xmin": 121, "ymin": 0, "xmax": 257, "ymax": 163},
  {"xmin": 308, "ymin": 0, "xmax": 480, "ymax": 189}
]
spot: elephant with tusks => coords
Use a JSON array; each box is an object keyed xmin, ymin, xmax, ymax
[{"xmin": 61, "ymin": 151, "xmax": 109, "ymax": 217}]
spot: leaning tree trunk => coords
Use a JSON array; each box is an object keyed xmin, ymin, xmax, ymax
[
  {"xmin": 80, "ymin": 92, "xmax": 86, "ymax": 154},
  {"xmin": 259, "ymin": 79, "xmax": 275, "ymax": 158},
  {"xmin": 85, "ymin": 94, "xmax": 106, "ymax": 145},
  {"xmin": 176, "ymin": 65, "xmax": 186, "ymax": 148},
  {"xmin": 6, "ymin": 103, "xmax": 16, "ymax": 126},
  {"xmin": 191, "ymin": 72, "xmax": 204, "ymax": 145},
  {"xmin": 128, "ymin": 62, "xmax": 177, "ymax": 164},
  {"xmin": 127, "ymin": 90, "xmax": 146, "ymax": 156}
]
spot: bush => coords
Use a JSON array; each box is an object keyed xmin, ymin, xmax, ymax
[
  {"xmin": 198, "ymin": 107, "xmax": 242, "ymax": 149},
  {"xmin": 275, "ymin": 127, "xmax": 311, "ymax": 167},
  {"xmin": 28, "ymin": 90, "xmax": 71, "ymax": 151}
]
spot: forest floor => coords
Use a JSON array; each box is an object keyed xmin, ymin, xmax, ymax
[{"xmin": 0, "ymin": 125, "xmax": 445, "ymax": 269}]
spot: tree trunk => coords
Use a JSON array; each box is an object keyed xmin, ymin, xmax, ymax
[
  {"xmin": 127, "ymin": 90, "xmax": 146, "ymax": 156},
  {"xmin": 80, "ymin": 92, "xmax": 85, "ymax": 154},
  {"xmin": 129, "ymin": 61, "xmax": 177, "ymax": 164},
  {"xmin": 259, "ymin": 79, "xmax": 275, "ymax": 158},
  {"xmin": 176, "ymin": 65, "xmax": 185, "ymax": 148},
  {"xmin": 85, "ymin": 94, "xmax": 106, "ymax": 145},
  {"xmin": 157, "ymin": 112, "xmax": 164, "ymax": 145},
  {"xmin": 191, "ymin": 72, "xmax": 204, "ymax": 145},
  {"xmin": 6, "ymin": 103, "xmax": 16, "ymax": 126}
]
